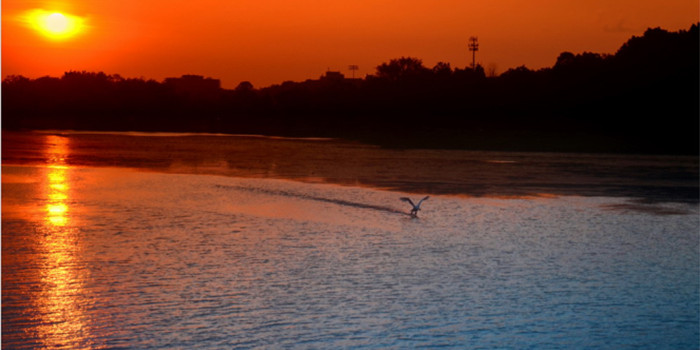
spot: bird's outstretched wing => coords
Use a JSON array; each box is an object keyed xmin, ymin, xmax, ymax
[
  {"xmin": 416, "ymin": 196, "xmax": 430, "ymax": 208},
  {"xmin": 400, "ymin": 197, "xmax": 415, "ymax": 206}
]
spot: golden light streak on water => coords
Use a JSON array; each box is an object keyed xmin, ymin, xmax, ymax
[
  {"xmin": 45, "ymin": 137, "xmax": 70, "ymax": 227},
  {"xmin": 34, "ymin": 135, "xmax": 98, "ymax": 348}
]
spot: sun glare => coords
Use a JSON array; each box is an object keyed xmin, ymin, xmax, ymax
[{"xmin": 23, "ymin": 9, "xmax": 86, "ymax": 40}]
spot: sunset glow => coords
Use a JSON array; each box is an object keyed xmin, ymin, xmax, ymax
[
  {"xmin": 23, "ymin": 9, "xmax": 86, "ymax": 40},
  {"xmin": 2, "ymin": 1, "xmax": 698, "ymax": 87}
]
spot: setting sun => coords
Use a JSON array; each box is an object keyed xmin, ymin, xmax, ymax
[{"xmin": 23, "ymin": 9, "xmax": 86, "ymax": 40}]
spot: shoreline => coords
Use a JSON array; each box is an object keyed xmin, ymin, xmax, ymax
[
  {"xmin": 7, "ymin": 127, "xmax": 699, "ymax": 156},
  {"xmin": 3, "ymin": 131, "xmax": 698, "ymax": 204}
]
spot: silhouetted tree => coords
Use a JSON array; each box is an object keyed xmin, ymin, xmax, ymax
[
  {"xmin": 235, "ymin": 81, "xmax": 254, "ymax": 92},
  {"xmin": 432, "ymin": 62, "xmax": 453, "ymax": 77},
  {"xmin": 2, "ymin": 24, "xmax": 697, "ymax": 153},
  {"xmin": 375, "ymin": 57, "xmax": 430, "ymax": 81}
]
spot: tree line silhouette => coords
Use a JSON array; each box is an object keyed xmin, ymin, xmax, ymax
[{"xmin": 3, "ymin": 24, "xmax": 698, "ymax": 154}]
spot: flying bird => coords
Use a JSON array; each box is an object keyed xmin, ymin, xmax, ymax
[{"xmin": 400, "ymin": 196, "xmax": 429, "ymax": 217}]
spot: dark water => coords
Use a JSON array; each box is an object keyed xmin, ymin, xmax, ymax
[
  {"xmin": 2, "ymin": 131, "xmax": 699, "ymax": 349},
  {"xmin": 3, "ymin": 130, "xmax": 698, "ymax": 203}
]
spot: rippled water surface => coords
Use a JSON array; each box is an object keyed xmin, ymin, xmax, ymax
[{"xmin": 2, "ymin": 132, "xmax": 699, "ymax": 349}]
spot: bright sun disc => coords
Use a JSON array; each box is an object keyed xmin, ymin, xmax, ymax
[
  {"xmin": 23, "ymin": 9, "xmax": 86, "ymax": 40},
  {"xmin": 45, "ymin": 13, "xmax": 69, "ymax": 33}
]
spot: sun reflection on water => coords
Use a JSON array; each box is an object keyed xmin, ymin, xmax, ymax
[
  {"xmin": 35, "ymin": 135, "xmax": 97, "ymax": 348},
  {"xmin": 46, "ymin": 163, "xmax": 69, "ymax": 226}
]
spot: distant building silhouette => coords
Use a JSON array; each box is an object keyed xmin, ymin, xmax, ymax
[
  {"xmin": 164, "ymin": 75, "xmax": 221, "ymax": 99},
  {"xmin": 320, "ymin": 71, "xmax": 345, "ymax": 81}
]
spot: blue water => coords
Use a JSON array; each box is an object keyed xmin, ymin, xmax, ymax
[
  {"xmin": 2, "ymin": 132, "xmax": 699, "ymax": 349},
  {"xmin": 3, "ymin": 164, "xmax": 698, "ymax": 349}
]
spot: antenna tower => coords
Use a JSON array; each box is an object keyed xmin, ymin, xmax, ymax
[{"xmin": 468, "ymin": 37, "xmax": 479, "ymax": 69}]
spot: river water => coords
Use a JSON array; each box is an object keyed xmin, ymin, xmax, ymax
[{"xmin": 2, "ymin": 131, "xmax": 698, "ymax": 349}]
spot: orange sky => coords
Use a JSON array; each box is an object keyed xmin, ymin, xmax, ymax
[{"xmin": 2, "ymin": 0, "xmax": 698, "ymax": 88}]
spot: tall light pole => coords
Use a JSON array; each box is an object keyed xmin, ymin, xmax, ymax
[
  {"xmin": 468, "ymin": 36, "xmax": 479, "ymax": 69},
  {"xmin": 348, "ymin": 65, "xmax": 359, "ymax": 79}
]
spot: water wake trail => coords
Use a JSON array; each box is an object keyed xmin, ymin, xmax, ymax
[{"xmin": 214, "ymin": 184, "xmax": 409, "ymax": 216}]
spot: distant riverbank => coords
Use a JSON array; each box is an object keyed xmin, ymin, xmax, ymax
[{"xmin": 3, "ymin": 25, "xmax": 697, "ymax": 155}]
